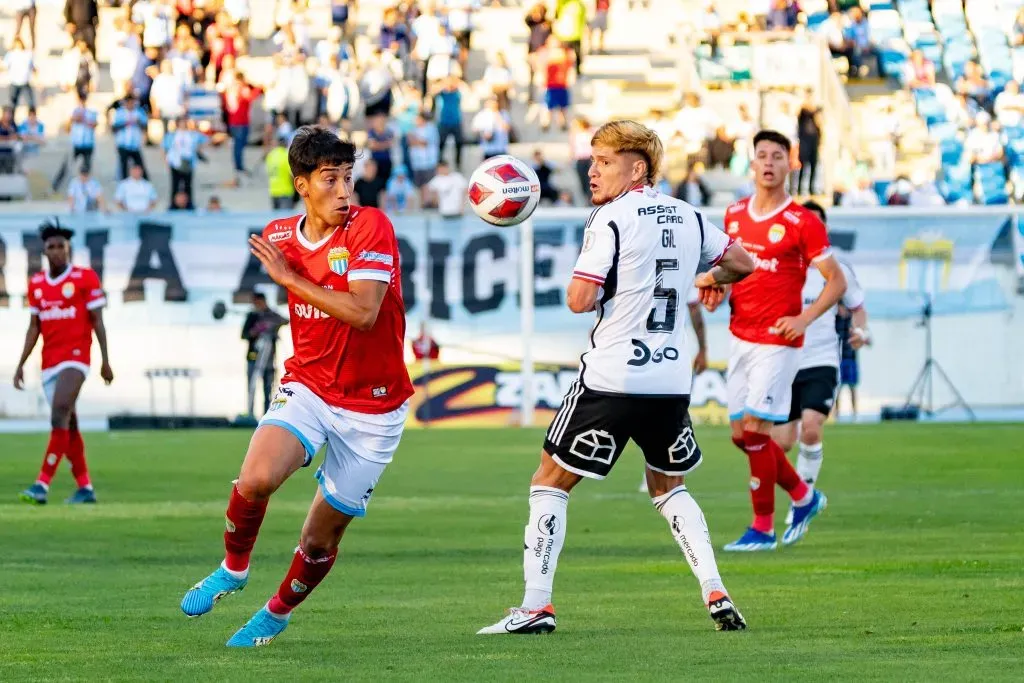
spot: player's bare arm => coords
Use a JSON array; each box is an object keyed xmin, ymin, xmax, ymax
[
  {"xmin": 694, "ymin": 241, "xmax": 755, "ymax": 312},
  {"xmin": 249, "ymin": 234, "xmax": 387, "ymax": 331},
  {"xmin": 566, "ymin": 277, "xmax": 600, "ymax": 313},
  {"xmin": 89, "ymin": 308, "xmax": 114, "ymax": 384},
  {"xmin": 774, "ymin": 256, "xmax": 848, "ymax": 341},
  {"xmin": 688, "ymin": 302, "xmax": 708, "ymax": 374},
  {"xmin": 848, "ymin": 305, "xmax": 871, "ymax": 349},
  {"xmin": 13, "ymin": 315, "xmax": 41, "ymax": 390}
]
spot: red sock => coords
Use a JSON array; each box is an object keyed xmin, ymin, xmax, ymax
[
  {"xmin": 772, "ymin": 440, "xmax": 810, "ymax": 503},
  {"xmin": 223, "ymin": 485, "xmax": 269, "ymax": 572},
  {"xmin": 266, "ymin": 546, "xmax": 338, "ymax": 616},
  {"xmin": 66, "ymin": 429, "xmax": 92, "ymax": 489},
  {"xmin": 36, "ymin": 428, "xmax": 70, "ymax": 487},
  {"xmin": 731, "ymin": 435, "xmax": 746, "ymax": 453},
  {"xmin": 742, "ymin": 431, "xmax": 777, "ymax": 533}
]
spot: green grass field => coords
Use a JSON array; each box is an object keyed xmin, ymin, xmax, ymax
[{"xmin": 1, "ymin": 424, "xmax": 1023, "ymax": 682}]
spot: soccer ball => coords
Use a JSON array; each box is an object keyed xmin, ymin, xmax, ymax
[{"xmin": 467, "ymin": 154, "xmax": 541, "ymax": 226}]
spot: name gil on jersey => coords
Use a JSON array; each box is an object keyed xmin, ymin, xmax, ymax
[
  {"xmin": 637, "ymin": 204, "xmax": 685, "ymax": 224},
  {"xmin": 38, "ymin": 305, "xmax": 78, "ymax": 321}
]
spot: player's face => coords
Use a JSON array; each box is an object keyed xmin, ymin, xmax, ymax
[
  {"xmin": 300, "ymin": 164, "xmax": 354, "ymax": 226},
  {"xmin": 44, "ymin": 237, "xmax": 70, "ymax": 270},
  {"xmin": 751, "ymin": 140, "xmax": 790, "ymax": 192},
  {"xmin": 588, "ymin": 146, "xmax": 643, "ymax": 206}
]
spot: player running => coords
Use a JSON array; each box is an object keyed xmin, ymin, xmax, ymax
[
  {"xmin": 179, "ymin": 126, "xmax": 414, "ymax": 647},
  {"xmin": 478, "ymin": 120, "xmax": 756, "ymax": 635},
  {"xmin": 15, "ymin": 219, "xmax": 113, "ymax": 505},
  {"xmin": 772, "ymin": 201, "xmax": 870, "ymax": 523},
  {"xmin": 720, "ymin": 131, "xmax": 847, "ymax": 552}
]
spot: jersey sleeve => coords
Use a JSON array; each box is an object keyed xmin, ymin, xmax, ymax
[
  {"xmin": 697, "ymin": 212, "xmax": 732, "ymax": 267},
  {"xmin": 348, "ymin": 210, "xmax": 397, "ymax": 284},
  {"xmin": 686, "ymin": 286, "xmax": 699, "ymax": 305},
  {"xmin": 27, "ymin": 279, "xmax": 40, "ymax": 315},
  {"xmin": 839, "ymin": 261, "xmax": 865, "ymax": 310},
  {"xmin": 83, "ymin": 269, "xmax": 107, "ymax": 310},
  {"xmin": 800, "ymin": 211, "xmax": 832, "ymax": 263},
  {"xmin": 572, "ymin": 209, "xmax": 617, "ymax": 286}
]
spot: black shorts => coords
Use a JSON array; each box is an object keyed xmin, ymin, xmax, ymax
[
  {"xmin": 543, "ymin": 383, "xmax": 702, "ymax": 480},
  {"xmin": 782, "ymin": 366, "xmax": 838, "ymax": 423}
]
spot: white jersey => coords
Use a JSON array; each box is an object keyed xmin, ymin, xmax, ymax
[
  {"xmin": 798, "ymin": 257, "xmax": 865, "ymax": 370},
  {"xmin": 571, "ymin": 186, "xmax": 731, "ymax": 396}
]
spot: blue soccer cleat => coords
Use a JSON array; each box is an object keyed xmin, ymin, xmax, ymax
[
  {"xmin": 782, "ymin": 490, "xmax": 827, "ymax": 546},
  {"xmin": 723, "ymin": 527, "xmax": 778, "ymax": 552},
  {"xmin": 65, "ymin": 487, "xmax": 97, "ymax": 504},
  {"xmin": 19, "ymin": 483, "xmax": 48, "ymax": 505},
  {"xmin": 226, "ymin": 607, "xmax": 289, "ymax": 648},
  {"xmin": 181, "ymin": 566, "xmax": 247, "ymax": 617}
]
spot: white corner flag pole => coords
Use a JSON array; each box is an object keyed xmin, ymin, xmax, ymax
[{"xmin": 520, "ymin": 217, "xmax": 535, "ymax": 428}]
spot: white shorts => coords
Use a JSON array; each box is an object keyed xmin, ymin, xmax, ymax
[
  {"xmin": 257, "ymin": 381, "xmax": 408, "ymax": 518},
  {"xmin": 727, "ymin": 336, "xmax": 800, "ymax": 424},
  {"xmin": 41, "ymin": 361, "xmax": 90, "ymax": 406}
]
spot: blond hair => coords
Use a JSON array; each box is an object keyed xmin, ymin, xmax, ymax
[{"xmin": 590, "ymin": 120, "xmax": 664, "ymax": 185}]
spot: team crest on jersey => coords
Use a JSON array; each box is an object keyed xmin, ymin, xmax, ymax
[
  {"xmin": 34, "ymin": 288, "xmax": 42, "ymax": 299},
  {"xmin": 768, "ymin": 224, "xmax": 786, "ymax": 244},
  {"xmin": 61, "ymin": 282, "xmax": 75, "ymax": 299},
  {"xmin": 727, "ymin": 221, "xmax": 740, "ymax": 235},
  {"xmin": 327, "ymin": 246, "xmax": 350, "ymax": 276}
]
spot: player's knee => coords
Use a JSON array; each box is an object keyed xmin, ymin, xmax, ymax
[
  {"xmin": 235, "ymin": 473, "xmax": 277, "ymax": 502},
  {"xmin": 801, "ymin": 421, "xmax": 823, "ymax": 446},
  {"xmin": 50, "ymin": 403, "xmax": 73, "ymax": 429},
  {"xmin": 530, "ymin": 451, "xmax": 579, "ymax": 492},
  {"xmin": 299, "ymin": 530, "xmax": 340, "ymax": 560}
]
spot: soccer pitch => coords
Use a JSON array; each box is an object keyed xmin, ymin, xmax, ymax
[{"xmin": 1, "ymin": 424, "xmax": 1022, "ymax": 681}]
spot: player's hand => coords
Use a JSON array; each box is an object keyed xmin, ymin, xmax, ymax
[
  {"xmin": 13, "ymin": 365, "xmax": 25, "ymax": 390},
  {"xmin": 692, "ymin": 349, "xmax": 708, "ymax": 375},
  {"xmin": 694, "ymin": 273, "xmax": 726, "ymax": 312},
  {"xmin": 249, "ymin": 235, "xmax": 294, "ymax": 288},
  {"xmin": 773, "ymin": 314, "xmax": 809, "ymax": 341},
  {"xmin": 100, "ymin": 362, "xmax": 114, "ymax": 385},
  {"xmin": 849, "ymin": 327, "xmax": 871, "ymax": 350}
]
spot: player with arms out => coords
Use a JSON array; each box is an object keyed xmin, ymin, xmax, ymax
[
  {"xmin": 720, "ymin": 131, "xmax": 847, "ymax": 552},
  {"xmin": 772, "ymin": 201, "xmax": 871, "ymax": 521},
  {"xmin": 478, "ymin": 121, "xmax": 756, "ymax": 635},
  {"xmin": 179, "ymin": 126, "xmax": 414, "ymax": 647},
  {"xmin": 15, "ymin": 219, "xmax": 113, "ymax": 505}
]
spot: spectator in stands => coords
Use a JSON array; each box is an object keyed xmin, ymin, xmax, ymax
[
  {"xmin": 525, "ymin": 2, "xmax": 552, "ymax": 105},
  {"xmin": 425, "ymin": 160, "xmax": 467, "ymax": 218},
  {"xmin": 266, "ymin": 133, "xmax": 294, "ymax": 210},
  {"xmin": 355, "ymin": 158, "xmax": 387, "ymax": 208},
  {"xmin": 589, "ymin": 0, "xmax": 610, "ymax": 55},
  {"xmin": 483, "ymin": 52, "xmax": 514, "ymax": 113},
  {"xmin": 361, "ymin": 48, "xmax": 397, "ymax": 119},
  {"xmin": 206, "ymin": 11, "xmax": 243, "ymax": 84},
  {"xmin": 885, "ymin": 176, "xmax": 912, "ymax": 206},
  {"xmin": 12, "ymin": 0, "xmax": 37, "ymax": 50},
  {"xmin": 0, "ymin": 107, "xmax": 17, "ymax": 142},
  {"xmin": 115, "ymin": 162, "xmax": 159, "ymax": 213},
  {"xmin": 674, "ymin": 164, "xmax": 711, "ymax": 207},
  {"xmin": 957, "ymin": 61, "xmax": 993, "ymax": 114},
  {"xmin": 110, "ymin": 16, "xmax": 141, "ymax": 98},
  {"xmin": 674, "ymin": 93, "xmax": 718, "ymax": 165},
  {"xmin": 539, "ymin": 34, "xmax": 575, "ymax": 132},
  {"xmin": 206, "ymin": 195, "xmax": 224, "ymax": 212},
  {"xmin": 433, "ymin": 75, "xmax": 465, "ymax": 169},
  {"xmin": 111, "ymin": 94, "xmax": 149, "ymax": 180},
  {"xmin": 3, "ymin": 38, "xmax": 35, "ymax": 112},
  {"xmin": 705, "ymin": 126, "xmax": 735, "ymax": 169},
  {"xmin": 170, "ymin": 190, "xmax": 191, "ymax": 211},
  {"xmin": 839, "ymin": 175, "xmax": 880, "ymax": 207},
  {"xmin": 821, "ymin": 11, "xmax": 852, "ymax": 65},
  {"xmin": 966, "ymin": 117, "xmax": 1004, "ymax": 165},
  {"xmin": 224, "ymin": 0, "xmax": 251, "ymax": 46},
  {"xmin": 765, "ymin": 0, "xmax": 799, "ymax": 31},
  {"xmin": 569, "ymin": 115, "xmax": 594, "ymax": 202},
  {"xmin": 17, "ymin": 107, "xmax": 44, "ymax": 157},
  {"xmin": 951, "ymin": 92, "xmax": 980, "ymax": 130},
  {"xmin": 728, "ymin": 103, "xmax": 757, "ymax": 175},
  {"xmin": 908, "ymin": 169, "xmax": 945, "ymax": 207},
  {"xmin": 385, "ymin": 165, "xmax": 417, "ymax": 213},
  {"xmin": 904, "ymin": 50, "xmax": 936, "ymax": 90},
  {"xmin": 472, "ymin": 96, "xmax": 512, "ymax": 159},
  {"xmin": 220, "ymin": 69, "xmax": 262, "ymax": 185},
  {"xmin": 408, "ymin": 111, "xmax": 440, "ymax": 202},
  {"xmin": 795, "ymin": 92, "xmax": 822, "ymax": 195},
  {"xmin": 60, "ymin": 39, "xmax": 98, "ymax": 101},
  {"xmin": 64, "ymin": 0, "xmax": 99, "ymax": 57},
  {"xmin": 67, "ymin": 94, "xmax": 98, "ymax": 173},
  {"xmin": 141, "ymin": 0, "xmax": 175, "ymax": 53},
  {"xmin": 163, "ymin": 116, "xmax": 207, "ymax": 209},
  {"xmin": 446, "ymin": 0, "xmax": 477, "ymax": 71},
  {"xmin": 150, "ymin": 60, "xmax": 187, "ymax": 138},
  {"xmin": 844, "ymin": 6, "xmax": 878, "ymax": 79},
  {"xmin": 67, "ymin": 166, "xmax": 105, "ymax": 214},
  {"xmin": 1013, "ymin": 7, "xmax": 1024, "ymax": 47},
  {"xmin": 995, "ymin": 80, "xmax": 1024, "ymax": 129},
  {"xmin": 367, "ymin": 114, "xmax": 397, "ymax": 182},
  {"xmin": 411, "ymin": 321, "xmax": 441, "ymax": 361},
  {"xmin": 697, "ymin": 1, "xmax": 722, "ymax": 58},
  {"xmin": 553, "ymin": 0, "xmax": 587, "ymax": 76},
  {"xmin": 532, "ymin": 149, "xmax": 559, "ymax": 204}
]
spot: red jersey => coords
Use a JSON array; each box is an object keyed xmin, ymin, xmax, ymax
[
  {"xmin": 27, "ymin": 265, "xmax": 106, "ymax": 376},
  {"xmin": 724, "ymin": 197, "xmax": 831, "ymax": 348},
  {"xmin": 544, "ymin": 48, "xmax": 573, "ymax": 89},
  {"xmin": 264, "ymin": 209, "xmax": 414, "ymax": 414}
]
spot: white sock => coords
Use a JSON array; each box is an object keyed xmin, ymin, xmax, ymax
[
  {"xmin": 653, "ymin": 485, "xmax": 727, "ymax": 605},
  {"xmin": 35, "ymin": 481, "xmax": 50, "ymax": 492},
  {"xmin": 221, "ymin": 560, "xmax": 249, "ymax": 580},
  {"xmin": 796, "ymin": 441, "xmax": 824, "ymax": 487},
  {"xmin": 521, "ymin": 485, "xmax": 568, "ymax": 610}
]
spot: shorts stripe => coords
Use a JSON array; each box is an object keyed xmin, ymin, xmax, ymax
[
  {"xmin": 315, "ymin": 469, "xmax": 367, "ymax": 517},
  {"xmin": 261, "ymin": 418, "xmax": 316, "ymax": 463},
  {"xmin": 548, "ymin": 379, "xmax": 583, "ymax": 446},
  {"xmin": 550, "ymin": 452, "xmax": 606, "ymax": 480}
]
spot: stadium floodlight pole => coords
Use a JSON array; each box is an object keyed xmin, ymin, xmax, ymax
[{"xmin": 520, "ymin": 216, "xmax": 535, "ymax": 428}]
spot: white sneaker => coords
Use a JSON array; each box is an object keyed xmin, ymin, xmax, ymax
[{"xmin": 476, "ymin": 605, "xmax": 556, "ymax": 635}]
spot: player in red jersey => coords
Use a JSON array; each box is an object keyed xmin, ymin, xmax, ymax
[
  {"xmin": 717, "ymin": 130, "xmax": 847, "ymax": 552},
  {"xmin": 180, "ymin": 126, "xmax": 414, "ymax": 648},
  {"xmin": 15, "ymin": 219, "xmax": 113, "ymax": 505}
]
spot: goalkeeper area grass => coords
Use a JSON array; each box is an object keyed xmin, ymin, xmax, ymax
[{"xmin": 1, "ymin": 424, "xmax": 1022, "ymax": 681}]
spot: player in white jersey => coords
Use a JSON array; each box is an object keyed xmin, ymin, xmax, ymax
[
  {"xmin": 477, "ymin": 121, "xmax": 755, "ymax": 635},
  {"xmin": 772, "ymin": 202, "xmax": 871, "ymax": 520}
]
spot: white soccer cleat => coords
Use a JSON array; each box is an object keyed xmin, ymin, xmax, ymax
[{"xmin": 476, "ymin": 605, "xmax": 557, "ymax": 635}]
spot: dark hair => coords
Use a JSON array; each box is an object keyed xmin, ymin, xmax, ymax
[
  {"xmin": 253, "ymin": 292, "xmax": 267, "ymax": 302},
  {"xmin": 753, "ymin": 129, "xmax": 792, "ymax": 154},
  {"xmin": 39, "ymin": 217, "xmax": 74, "ymax": 242},
  {"xmin": 288, "ymin": 125, "xmax": 356, "ymax": 177},
  {"xmin": 802, "ymin": 200, "xmax": 827, "ymax": 224}
]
